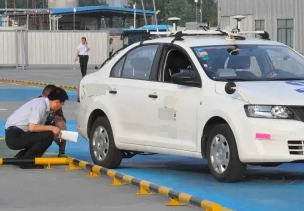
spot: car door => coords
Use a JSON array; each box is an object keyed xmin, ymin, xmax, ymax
[
  {"xmin": 142, "ymin": 46, "xmax": 201, "ymax": 152},
  {"xmin": 107, "ymin": 44, "xmax": 162, "ymax": 146}
]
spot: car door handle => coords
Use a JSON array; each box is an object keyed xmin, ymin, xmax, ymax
[
  {"xmin": 109, "ymin": 90, "xmax": 117, "ymax": 94},
  {"xmin": 148, "ymin": 94, "xmax": 158, "ymax": 99}
]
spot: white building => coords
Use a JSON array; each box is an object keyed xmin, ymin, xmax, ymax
[
  {"xmin": 218, "ymin": 0, "xmax": 304, "ymax": 54},
  {"xmin": 48, "ymin": 0, "xmax": 79, "ymax": 8},
  {"xmin": 48, "ymin": 0, "xmax": 127, "ymax": 8},
  {"xmin": 105, "ymin": 0, "xmax": 128, "ymax": 7}
]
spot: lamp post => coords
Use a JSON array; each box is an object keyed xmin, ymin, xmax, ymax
[
  {"xmin": 133, "ymin": 2, "xmax": 136, "ymax": 28},
  {"xmin": 194, "ymin": 0, "xmax": 198, "ymax": 22},
  {"xmin": 73, "ymin": 7, "xmax": 76, "ymax": 30},
  {"xmin": 200, "ymin": 0, "xmax": 203, "ymax": 22}
]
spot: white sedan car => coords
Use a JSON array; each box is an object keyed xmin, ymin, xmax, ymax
[{"xmin": 76, "ymin": 29, "xmax": 304, "ymax": 182}]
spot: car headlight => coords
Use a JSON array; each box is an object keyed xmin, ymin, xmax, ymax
[{"xmin": 244, "ymin": 105, "xmax": 294, "ymax": 119}]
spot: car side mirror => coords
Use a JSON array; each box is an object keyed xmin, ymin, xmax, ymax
[{"xmin": 171, "ymin": 71, "xmax": 199, "ymax": 86}]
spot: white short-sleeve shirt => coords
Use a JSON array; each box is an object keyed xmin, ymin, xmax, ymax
[
  {"xmin": 77, "ymin": 43, "xmax": 89, "ymax": 55},
  {"xmin": 109, "ymin": 44, "xmax": 114, "ymax": 53},
  {"xmin": 5, "ymin": 98, "xmax": 51, "ymax": 132}
]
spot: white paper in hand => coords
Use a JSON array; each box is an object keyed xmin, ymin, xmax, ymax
[{"xmin": 60, "ymin": 130, "xmax": 79, "ymax": 142}]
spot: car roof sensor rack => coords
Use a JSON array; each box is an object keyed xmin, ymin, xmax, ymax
[
  {"xmin": 258, "ymin": 31, "xmax": 270, "ymax": 40},
  {"xmin": 138, "ymin": 9, "xmax": 271, "ymax": 44},
  {"xmin": 148, "ymin": 28, "xmax": 271, "ymax": 43},
  {"xmin": 154, "ymin": 14, "xmax": 271, "ymax": 42},
  {"xmin": 169, "ymin": 30, "xmax": 226, "ymax": 43},
  {"xmin": 140, "ymin": 31, "xmax": 152, "ymax": 44},
  {"xmin": 226, "ymin": 15, "xmax": 271, "ymax": 40}
]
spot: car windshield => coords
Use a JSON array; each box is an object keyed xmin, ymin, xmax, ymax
[{"xmin": 192, "ymin": 44, "xmax": 304, "ymax": 81}]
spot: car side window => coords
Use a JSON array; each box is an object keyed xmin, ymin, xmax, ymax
[
  {"xmin": 160, "ymin": 48, "xmax": 193, "ymax": 83},
  {"xmin": 110, "ymin": 56, "xmax": 126, "ymax": 77},
  {"xmin": 121, "ymin": 45, "xmax": 159, "ymax": 80}
]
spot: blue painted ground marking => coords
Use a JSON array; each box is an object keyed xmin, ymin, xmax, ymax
[{"xmin": 0, "ymin": 87, "xmax": 77, "ymax": 101}]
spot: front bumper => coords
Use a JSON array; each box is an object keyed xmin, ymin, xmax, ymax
[{"xmin": 236, "ymin": 117, "xmax": 304, "ymax": 163}]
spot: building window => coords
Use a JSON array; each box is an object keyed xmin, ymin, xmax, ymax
[
  {"xmin": 277, "ymin": 19, "xmax": 294, "ymax": 48},
  {"xmin": 255, "ymin": 20, "xmax": 265, "ymax": 38}
]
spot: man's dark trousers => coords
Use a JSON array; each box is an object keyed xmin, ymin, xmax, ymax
[
  {"xmin": 79, "ymin": 55, "xmax": 89, "ymax": 77},
  {"xmin": 5, "ymin": 126, "xmax": 53, "ymax": 158}
]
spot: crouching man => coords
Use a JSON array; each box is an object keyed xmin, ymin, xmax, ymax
[
  {"xmin": 40, "ymin": 85, "xmax": 68, "ymax": 157},
  {"xmin": 4, "ymin": 87, "xmax": 69, "ymax": 169}
]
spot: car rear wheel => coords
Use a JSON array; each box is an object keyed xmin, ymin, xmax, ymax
[
  {"xmin": 89, "ymin": 116, "xmax": 123, "ymax": 168},
  {"xmin": 206, "ymin": 123, "xmax": 246, "ymax": 182}
]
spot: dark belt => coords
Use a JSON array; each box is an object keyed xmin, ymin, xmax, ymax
[
  {"xmin": 5, "ymin": 126, "xmax": 23, "ymax": 132},
  {"xmin": 79, "ymin": 55, "xmax": 88, "ymax": 57}
]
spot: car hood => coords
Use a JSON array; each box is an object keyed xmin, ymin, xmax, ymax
[{"xmin": 215, "ymin": 80, "xmax": 304, "ymax": 105}]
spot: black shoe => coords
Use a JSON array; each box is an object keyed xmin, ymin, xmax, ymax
[
  {"xmin": 14, "ymin": 149, "xmax": 28, "ymax": 158},
  {"xmin": 58, "ymin": 153, "xmax": 67, "ymax": 158},
  {"xmin": 19, "ymin": 165, "xmax": 44, "ymax": 169}
]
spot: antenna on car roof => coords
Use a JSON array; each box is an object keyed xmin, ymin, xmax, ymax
[
  {"xmin": 229, "ymin": 15, "xmax": 270, "ymax": 40},
  {"xmin": 140, "ymin": 0, "xmax": 149, "ymax": 32},
  {"xmin": 231, "ymin": 15, "xmax": 246, "ymax": 33},
  {"xmin": 152, "ymin": 0, "xmax": 159, "ymax": 33},
  {"xmin": 168, "ymin": 17, "xmax": 180, "ymax": 33},
  {"xmin": 139, "ymin": 0, "xmax": 151, "ymax": 45}
]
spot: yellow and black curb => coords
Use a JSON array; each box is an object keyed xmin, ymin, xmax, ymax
[
  {"xmin": 0, "ymin": 156, "xmax": 234, "ymax": 211},
  {"xmin": 0, "ymin": 78, "xmax": 78, "ymax": 92},
  {"xmin": 70, "ymin": 158, "xmax": 234, "ymax": 211}
]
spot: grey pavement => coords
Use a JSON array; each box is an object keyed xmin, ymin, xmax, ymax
[
  {"xmin": 0, "ymin": 169, "xmax": 201, "ymax": 211},
  {"xmin": 0, "ymin": 65, "xmax": 100, "ymax": 86},
  {"xmin": 0, "ymin": 82, "xmax": 202, "ymax": 211}
]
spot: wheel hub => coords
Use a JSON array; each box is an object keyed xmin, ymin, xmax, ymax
[
  {"xmin": 92, "ymin": 126, "xmax": 109, "ymax": 161},
  {"xmin": 210, "ymin": 134, "xmax": 230, "ymax": 174},
  {"xmin": 217, "ymin": 149, "xmax": 224, "ymax": 159}
]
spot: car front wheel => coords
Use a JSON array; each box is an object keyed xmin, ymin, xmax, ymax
[
  {"xmin": 206, "ymin": 123, "xmax": 246, "ymax": 182},
  {"xmin": 89, "ymin": 116, "xmax": 123, "ymax": 168}
]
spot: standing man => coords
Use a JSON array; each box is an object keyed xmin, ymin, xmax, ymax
[
  {"xmin": 109, "ymin": 38, "xmax": 114, "ymax": 58},
  {"xmin": 4, "ymin": 87, "xmax": 69, "ymax": 169},
  {"xmin": 75, "ymin": 37, "xmax": 90, "ymax": 78},
  {"xmin": 40, "ymin": 85, "xmax": 67, "ymax": 158}
]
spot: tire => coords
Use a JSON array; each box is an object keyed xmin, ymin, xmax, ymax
[
  {"xmin": 206, "ymin": 123, "xmax": 246, "ymax": 182},
  {"xmin": 89, "ymin": 116, "xmax": 123, "ymax": 168}
]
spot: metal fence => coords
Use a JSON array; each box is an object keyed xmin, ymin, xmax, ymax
[
  {"xmin": 0, "ymin": 28, "xmax": 113, "ymax": 69},
  {"xmin": 0, "ymin": 27, "xmax": 27, "ymax": 69}
]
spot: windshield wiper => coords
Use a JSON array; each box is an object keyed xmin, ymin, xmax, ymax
[
  {"xmin": 269, "ymin": 78, "xmax": 304, "ymax": 81},
  {"xmin": 215, "ymin": 78, "xmax": 256, "ymax": 81}
]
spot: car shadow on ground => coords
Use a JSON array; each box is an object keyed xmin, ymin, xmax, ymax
[{"xmin": 118, "ymin": 157, "xmax": 304, "ymax": 184}]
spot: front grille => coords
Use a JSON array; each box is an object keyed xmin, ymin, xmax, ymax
[
  {"xmin": 288, "ymin": 106, "xmax": 304, "ymax": 122},
  {"xmin": 288, "ymin": 140, "xmax": 304, "ymax": 155}
]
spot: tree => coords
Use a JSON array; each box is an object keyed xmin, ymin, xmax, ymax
[
  {"xmin": 127, "ymin": 0, "xmax": 217, "ymax": 26},
  {"xmin": 0, "ymin": 0, "xmax": 29, "ymax": 8}
]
